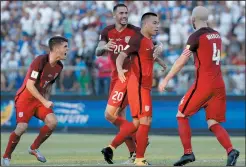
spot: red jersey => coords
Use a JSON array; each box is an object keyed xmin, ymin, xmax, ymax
[
  {"xmin": 99, "ymin": 24, "xmax": 140, "ymax": 80},
  {"xmin": 186, "ymin": 27, "xmax": 224, "ymax": 87},
  {"xmin": 122, "ymin": 32, "xmax": 154, "ymax": 90},
  {"xmin": 15, "ymin": 54, "xmax": 63, "ymax": 101}
]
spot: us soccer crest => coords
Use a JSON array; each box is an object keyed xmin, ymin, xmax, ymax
[
  {"xmin": 145, "ymin": 105, "xmax": 150, "ymax": 112},
  {"xmin": 125, "ymin": 36, "xmax": 131, "ymax": 43}
]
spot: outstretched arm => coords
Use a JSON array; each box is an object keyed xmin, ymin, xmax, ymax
[{"xmin": 158, "ymin": 48, "xmax": 191, "ymax": 92}]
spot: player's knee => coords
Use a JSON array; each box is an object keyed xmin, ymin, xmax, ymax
[
  {"xmin": 176, "ymin": 110, "xmax": 186, "ymax": 118},
  {"xmin": 104, "ymin": 110, "xmax": 115, "ymax": 122},
  {"xmin": 139, "ymin": 116, "xmax": 152, "ymax": 125},
  {"xmin": 207, "ymin": 119, "xmax": 218, "ymax": 129},
  {"xmin": 15, "ymin": 123, "xmax": 28, "ymax": 136},
  {"xmin": 45, "ymin": 114, "xmax": 58, "ymax": 130},
  {"xmin": 105, "ymin": 105, "xmax": 119, "ymax": 122},
  {"xmin": 116, "ymin": 107, "xmax": 126, "ymax": 118},
  {"xmin": 133, "ymin": 118, "xmax": 140, "ymax": 128}
]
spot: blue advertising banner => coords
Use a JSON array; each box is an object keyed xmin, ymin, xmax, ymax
[{"xmin": 1, "ymin": 99, "xmax": 245, "ymax": 129}]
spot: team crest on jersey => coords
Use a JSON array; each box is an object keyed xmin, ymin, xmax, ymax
[
  {"xmin": 125, "ymin": 36, "xmax": 131, "ymax": 43},
  {"xmin": 19, "ymin": 112, "xmax": 23, "ymax": 118},
  {"xmin": 145, "ymin": 105, "xmax": 150, "ymax": 112}
]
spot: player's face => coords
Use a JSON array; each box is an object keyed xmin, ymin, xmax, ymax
[
  {"xmin": 56, "ymin": 42, "xmax": 68, "ymax": 60},
  {"xmin": 114, "ymin": 7, "xmax": 128, "ymax": 25},
  {"xmin": 146, "ymin": 16, "xmax": 159, "ymax": 36}
]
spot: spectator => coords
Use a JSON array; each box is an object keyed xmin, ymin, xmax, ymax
[
  {"xmin": 78, "ymin": 69, "xmax": 91, "ymax": 95},
  {"xmin": 231, "ymin": 70, "xmax": 245, "ymax": 95},
  {"xmin": 1, "ymin": 72, "xmax": 7, "ymax": 91},
  {"xmin": 20, "ymin": 12, "xmax": 33, "ymax": 36},
  {"xmin": 95, "ymin": 55, "xmax": 111, "ymax": 95},
  {"xmin": 59, "ymin": 69, "xmax": 79, "ymax": 92},
  {"xmin": 176, "ymin": 71, "xmax": 189, "ymax": 95}
]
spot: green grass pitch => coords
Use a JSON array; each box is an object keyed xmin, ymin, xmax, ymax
[{"xmin": 1, "ymin": 133, "xmax": 245, "ymax": 166}]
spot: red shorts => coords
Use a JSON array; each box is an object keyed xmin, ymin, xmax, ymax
[
  {"xmin": 107, "ymin": 78, "xmax": 128, "ymax": 109},
  {"xmin": 127, "ymin": 75, "xmax": 152, "ymax": 118},
  {"xmin": 15, "ymin": 98, "xmax": 53, "ymax": 123},
  {"xmin": 178, "ymin": 82, "xmax": 226, "ymax": 122}
]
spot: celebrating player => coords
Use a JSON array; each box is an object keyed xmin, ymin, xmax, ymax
[
  {"xmin": 96, "ymin": 4, "xmax": 140, "ymax": 163},
  {"xmin": 101, "ymin": 12, "xmax": 161, "ymax": 166},
  {"xmin": 96, "ymin": 4, "xmax": 165, "ymax": 164},
  {"xmin": 1, "ymin": 36, "xmax": 68, "ymax": 166},
  {"xmin": 158, "ymin": 6, "xmax": 240, "ymax": 166}
]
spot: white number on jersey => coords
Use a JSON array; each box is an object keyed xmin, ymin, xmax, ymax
[
  {"xmin": 212, "ymin": 43, "xmax": 221, "ymax": 65},
  {"xmin": 114, "ymin": 44, "xmax": 124, "ymax": 54},
  {"xmin": 112, "ymin": 91, "xmax": 124, "ymax": 101}
]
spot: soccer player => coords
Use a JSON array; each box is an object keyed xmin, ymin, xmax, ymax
[
  {"xmin": 158, "ymin": 6, "xmax": 240, "ymax": 166},
  {"xmin": 97, "ymin": 4, "xmax": 165, "ymax": 164},
  {"xmin": 101, "ymin": 12, "xmax": 161, "ymax": 166},
  {"xmin": 96, "ymin": 4, "xmax": 141, "ymax": 163},
  {"xmin": 1, "ymin": 36, "xmax": 68, "ymax": 166}
]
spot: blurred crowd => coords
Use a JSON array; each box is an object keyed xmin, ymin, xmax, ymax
[{"xmin": 1, "ymin": 1, "xmax": 245, "ymax": 95}]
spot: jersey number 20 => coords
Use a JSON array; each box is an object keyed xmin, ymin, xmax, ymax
[
  {"xmin": 114, "ymin": 45, "xmax": 124, "ymax": 54},
  {"xmin": 112, "ymin": 91, "xmax": 124, "ymax": 101},
  {"xmin": 212, "ymin": 43, "xmax": 221, "ymax": 65}
]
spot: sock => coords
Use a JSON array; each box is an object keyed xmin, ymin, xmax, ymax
[
  {"xmin": 3, "ymin": 132, "xmax": 21, "ymax": 159},
  {"xmin": 210, "ymin": 124, "xmax": 233, "ymax": 154},
  {"xmin": 136, "ymin": 124, "xmax": 150, "ymax": 158},
  {"xmin": 113, "ymin": 117, "xmax": 136, "ymax": 153},
  {"xmin": 113, "ymin": 117, "xmax": 125, "ymax": 127},
  {"xmin": 124, "ymin": 136, "xmax": 136, "ymax": 154},
  {"xmin": 177, "ymin": 117, "xmax": 192, "ymax": 154},
  {"xmin": 110, "ymin": 121, "xmax": 137, "ymax": 149},
  {"xmin": 31, "ymin": 125, "xmax": 53, "ymax": 150}
]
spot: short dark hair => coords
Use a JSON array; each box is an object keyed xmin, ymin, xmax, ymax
[
  {"xmin": 113, "ymin": 4, "xmax": 128, "ymax": 12},
  {"xmin": 141, "ymin": 12, "xmax": 158, "ymax": 23},
  {"xmin": 48, "ymin": 36, "xmax": 68, "ymax": 51}
]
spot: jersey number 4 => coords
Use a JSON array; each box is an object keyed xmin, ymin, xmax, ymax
[{"xmin": 212, "ymin": 43, "xmax": 221, "ymax": 65}]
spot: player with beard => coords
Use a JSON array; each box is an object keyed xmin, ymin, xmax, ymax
[{"xmin": 96, "ymin": 4, "xmax": 166, "ymax": 164}]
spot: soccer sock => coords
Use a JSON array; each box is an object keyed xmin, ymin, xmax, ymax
[
  {"xmin": 210, "ymin": 124, "xmax": 233, "ymax": 154},
  {"xmin": 113, "ymin": 117, "xmax": 136, "ymax": 153},
  {"xmin": 113, "ymin": 117, "xmax": 125, "ymax": 127},
  {"xmin": 177, "ymin": 117, "xmax": 192, "ymax": 154},
  {"xmin": 136, "ymin": 124, "xmax": 150, "ymax": 158},
  {"xmin": 131, "ymin": 132, "xmax": 137, "ymax": 144},
  {"xmin": 110, "ymin": 121, "xmax": 137, "ymax": 149},
  {"xmin": 31, "ymin": 125, "xmax": 53, "ymax": 150},
  {"xmin": 124, "ymin": 136, "xmax": 136, "ymax": 154},
  {"xmin": 3, "ymin": 132, "xmax": 21, "ymax": 159}
]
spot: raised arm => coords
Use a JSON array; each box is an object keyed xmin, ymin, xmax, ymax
[{"xmin": 158, "ymin": 48, "xmax": 191, "ymax": 92}]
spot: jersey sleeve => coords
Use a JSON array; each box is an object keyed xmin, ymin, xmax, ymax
[
  {"xmin": 28, "ymin": 56, "xmax": 42, "ymax": 82},
  {"xmin": 99, "ymin": 27, "xmax": 108, "ymax": 42},
  {"xmin": 122, "ymin": 34, "xmax": 141, "ymax": 56},
  {"xmin": 186, "ymin": 33, "xmax": 199, "ymax": 52}
]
